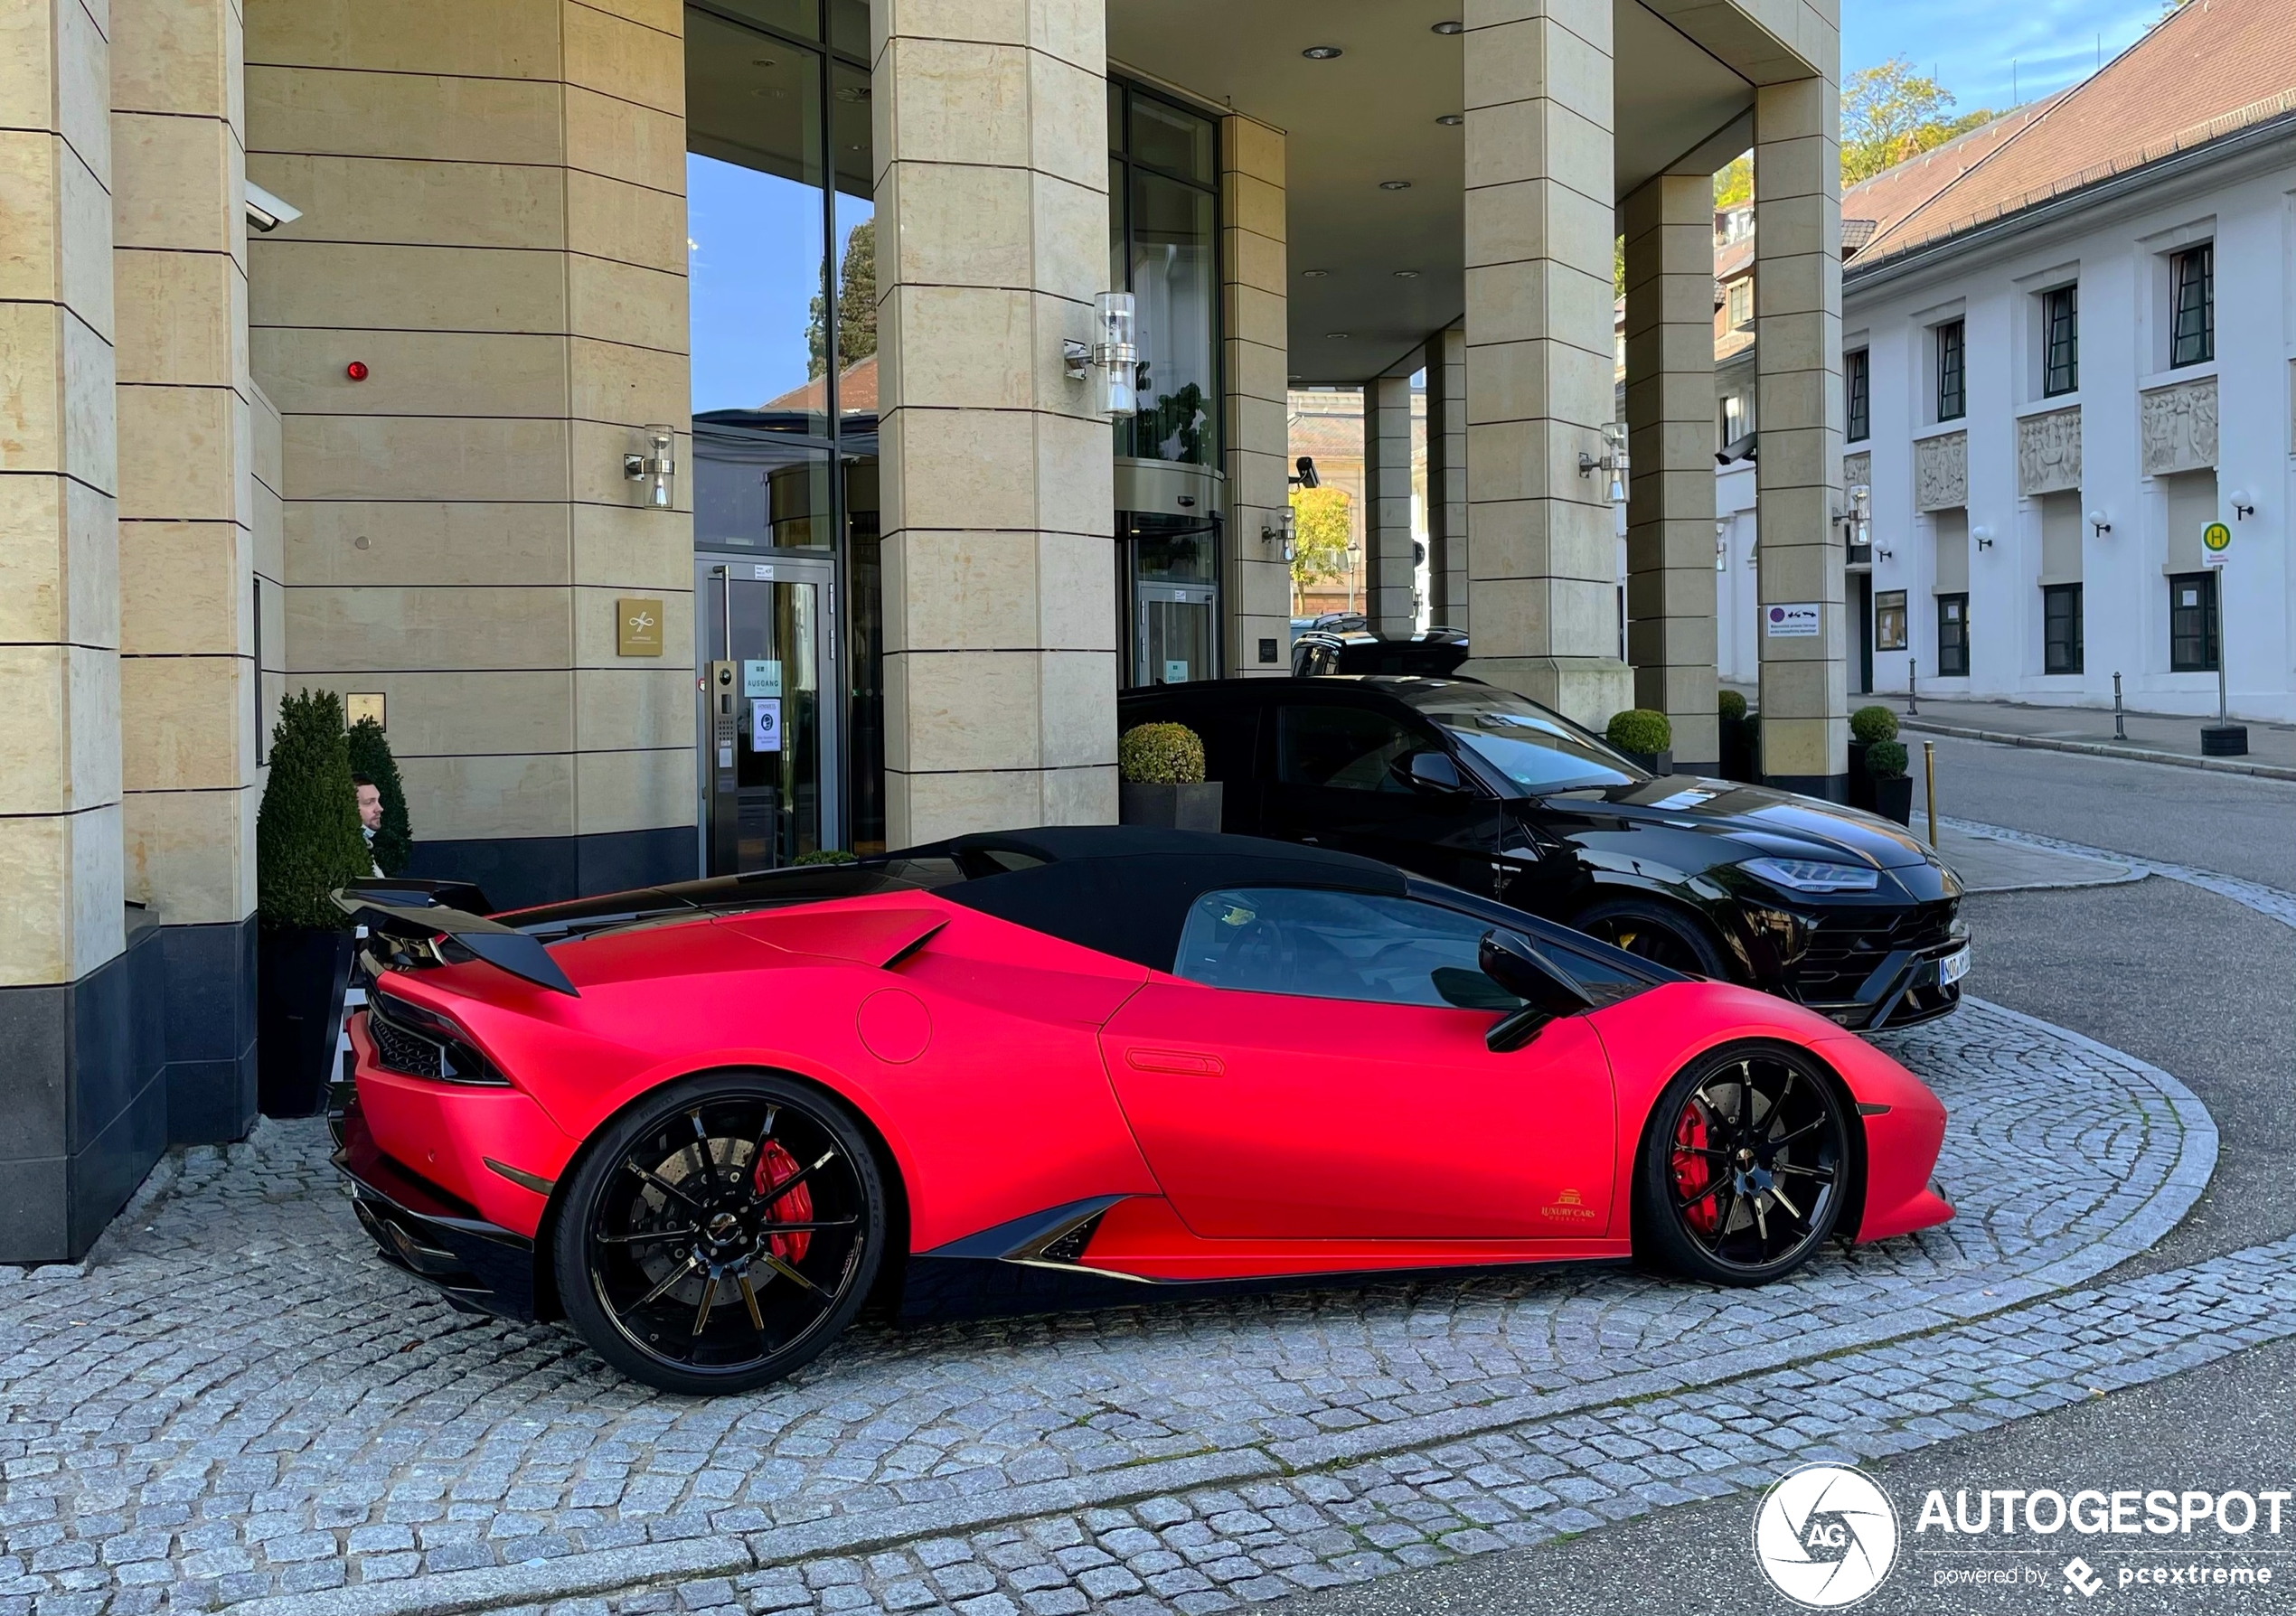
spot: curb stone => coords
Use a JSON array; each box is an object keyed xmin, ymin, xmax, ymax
[
  {"xmin": 221, "ymin": 997, "xmax": 2217, "ymax": 1616},
  {"xmin": 1900, "ymin": 719, "xmax": 2296, "ymax": 783}
]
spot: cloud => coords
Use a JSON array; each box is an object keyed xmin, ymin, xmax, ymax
[{"xmin": 1845, "ymin": 0, "xmax": 2167, "ymax": 108}]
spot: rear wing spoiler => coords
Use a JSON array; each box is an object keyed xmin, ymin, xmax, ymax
[{"xmin": 332, "ymin": 886, "xmax": 579, "ymax": 997}]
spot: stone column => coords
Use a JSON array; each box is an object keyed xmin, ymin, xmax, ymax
[
  {"xmin": 0, "ymin": 0, "xmax": 128, "ymax": 1258},
  {"xmin": 1622, "ymin": 172, "xmax": 1718, "ymax": 772},
  {"xmin": 111, "ymin": 0, "xmax": 259, "ymax": 1142},
  {"xmin": 1425, "ymin": 324, "xmax": 1467, "ymax": 632},
  {"xmin": 873, "ymin": 0, "xmax": 1115, "ymax": 841},
  {"xmin": 1754, "ymin": 70, "xmax": 1846, "ymax": 794},
  {"xmin": 1364, "ymin": 372, "xmax": 1417, "ymax": 635},
  {"xmin": 247, "ymin": 0, "xmax": 697, "ymax": 906},
  {"xmin": 1461, "ymin": 0, "xmax": 1633, "ymax": 728},
  {"xmin": 1221, "ymin": 112, "xmax": 1289, "ymax": 675}
]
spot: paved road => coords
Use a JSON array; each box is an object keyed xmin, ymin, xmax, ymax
[{"xmin": 1275, "ymin": 738, "xmax": 2296, "ymax": 1616}]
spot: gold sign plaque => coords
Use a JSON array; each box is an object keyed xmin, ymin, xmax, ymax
[
  {"xmin": 345, "ymin": 692, "xmax": 386, "ymax": 728},
  {"xmin": 616, "ymin": 597, "xmax": 665, "ymax": 657}
]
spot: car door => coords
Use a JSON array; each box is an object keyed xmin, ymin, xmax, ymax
[
  {"xmin": 1261, "ymin": 692, "xmax": 1504, "ymax": 895},
  {"xmin": 1099, "ymin": 885, "xmax": 1616, "ymax": 1240}
]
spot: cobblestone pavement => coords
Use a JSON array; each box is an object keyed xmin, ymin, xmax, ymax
[{"xmin": 0, "ymin": 1002, "xmax": 2211, "ymax": 1616}]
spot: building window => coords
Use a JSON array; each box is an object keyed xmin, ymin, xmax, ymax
[
  {"xmin": 1110, "ymin": 82, "xmax": 1220, "ymax": 466},
  {"xmin": 2169, "ymin": 571, "xmax": 2218, "ymax": 671},
  {"xmin": 1875, "ymin": 589, "xmax": 1907, "ymax": 652},
  {"xmin": 2170, "ymin": 244, "xmax": 2214, "ymax": 368},
  {"xmin": 2043, "ymin": 583, "xmax": 2083, "ymax": 674},
  {"xmin": 1935, "ymin": 320, "xmax": 1966, "ymax": 421},
  {"xmin": 2042, "ymin": 286, "xmax": 2078, "ymax": 397},
  {"xmin": 1936, "ymin": 593, "xmax": 1969, "ymax": 676},
  {"xmin": 1846, "ymin": 348, "xmax": 1869, "ymax": 442},
  {"xmin": 1719, "ymin": 390, "xmax": 1752, "ymax": 449},
  {"xmin": 1727, "ymin": 277, "xmax": 1753, "ymax": 331}
]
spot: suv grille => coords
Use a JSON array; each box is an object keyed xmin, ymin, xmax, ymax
[
  {"xmin": 368, "ymin": 1006, "xmax": 447, "ymax": 1079},
  {"xmin": 1791, "ymin": 899, "xmax": 1957, "ymax": 1002}
]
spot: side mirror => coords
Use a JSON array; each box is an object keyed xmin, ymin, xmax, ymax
[
  {"xmin": 1478, "ymin": 928, "xmax": 1596, "ymax": 1052},
  {"xmin": 1391, "ymin": 749, "xmax": 1468, "ymax": 794}
]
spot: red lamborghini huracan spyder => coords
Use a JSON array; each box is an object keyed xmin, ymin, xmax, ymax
[{"xmin": 332, "ymin": 826, "xmax": 1953, "ymax": 1395}]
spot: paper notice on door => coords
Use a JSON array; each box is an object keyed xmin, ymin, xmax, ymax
[
  {"xmin": 742, "ymin": 659, "xmax": 782, "ymax": 698},
  {"xmin": 750, "ymin": 697, "xmax": 783, "ymax": 752}
]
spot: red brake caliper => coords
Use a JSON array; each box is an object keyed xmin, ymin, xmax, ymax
[
  {"xmin": 752, "ymin": 1140, "xmax": 814, "ymax": 1264},
  {"xmin": 1671, "ymin": 1101, "xmax": 1719, "ymax": 1235}
]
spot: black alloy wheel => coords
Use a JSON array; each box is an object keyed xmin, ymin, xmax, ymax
[
  {"xmin": 1573, "ymin": 897, "xmax": 1729, "ymax": 978},
  {"xmin": 555, "ymin": 1072, "xmax": 885, "ymax": 1395},
  {"xmin": 1636, "ymin": 1043, "xmax": 1850, "ymax": 1286}
]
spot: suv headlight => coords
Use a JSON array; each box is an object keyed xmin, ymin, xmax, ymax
[{"xmin": 1739, "ymin": 857, "xmax": 1880, "ymax": 894}]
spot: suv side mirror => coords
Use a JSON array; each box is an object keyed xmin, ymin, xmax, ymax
[
  {"xmin": 1392, "ymin": 749, "xmax": 1467, "ymax": 794},
  {"xmin": 1478, "ymin": 928, "xmax": 1596, "ymax": 1051}
]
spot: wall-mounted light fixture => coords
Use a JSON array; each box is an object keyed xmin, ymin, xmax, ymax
[
  {"xmin": 1876, "ymin": 546, "xmax": 1896, "ymax": 562},
  {"xmin": 1262, "ymin": 504, "xmax": 1297, "ymax": 564},
  {"xmin": 2230, "ymin": 489, "xmax": 2257, "ymax": 520},
  {"xmin": 1064, "ymin": 293, "xmax": 1140, "ymax": 419},
  {"xmin": 624, "ymin": 424, "xmax": 675, "ymax": 508},
  {"xmin": 2087, "ymin": 508, "xmax": 2113, "ymax": 537},
  {"xmin": 1834, "ymin": 484, "xmax": 1872, "ymax": 549},
  {"xmin": 1578, "ymin": 422, "xmax": 1629, "ymax": 502},
  {"xmin": 1715, "ymin": 516, "xmax": 1729, "ymax": 571},
  {"xmin": 1972, "ymin": 523, "xmax": 1995, "ymax": 551}
]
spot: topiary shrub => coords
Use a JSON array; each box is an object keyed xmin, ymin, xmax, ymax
[
  {"xmin": 793, "ymin": 848, "xmax": 857, "ymax": 866},
  {"xmin": 257, "ymin": 690, "xmax": 374, "ymax": 930},
  {"xmin": 1850, "ymin": 704, "xmax": 1899, "ymax": 746},
  {"xmin": 1717, "ymin": 689, "xmax": 1747, "ymax": 723},
  {"xmin": 1864, "ymin": 739, "xmax": 1909, "ymax": 779},
  {"xmin": 1604, "ymin": 708, "xmax": 1672, "ymax": 755},
  {"xmin": 1118, "ymin": 722, "xmax": 1206, "ymax": 785},
  {"xmin": 344, "ymin": 717, "xmax": 413, "ymax": 877}
]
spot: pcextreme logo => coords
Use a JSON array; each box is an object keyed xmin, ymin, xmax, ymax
[{"xmin": 1754, "ymin": 1464, "xmax": 1902, "ymax": 1607}]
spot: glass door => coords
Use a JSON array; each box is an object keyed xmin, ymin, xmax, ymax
[
  {"xmin": 698, "ymin": 556, "xmax": 840, "ymax": 874},
  {"xmin": 1124, "ymin": 516, "xmax": 1219, "ymax": 686}
]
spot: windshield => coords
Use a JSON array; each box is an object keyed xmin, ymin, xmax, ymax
[{"xmin": 1399, "ymin": 687, "xmax": 1648, "ymax": 794}]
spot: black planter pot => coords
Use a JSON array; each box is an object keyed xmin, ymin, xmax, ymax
[
  {"xmin": 2201, "ymin": 725, "xmax": 2249, "ymax": 757},
  {"xmin": 1719, "ymin": 715, "xmax": 1760, "ymax": 784},
  {"xmin": 1119, "ymin": 780, "xmax": 1224, "ymax": 831},
  {"xmin": 1619, "ymin": 748, "xmax": 1672, "ymax": 776},
  {"xmin": 1846, "ymin": 739, "xmax": 1877, "ymax": 811},
  {"xmin": 258, "ymin": 924, "xmax": 355, "ymax": 1118},
  {"xmin": 1872, "ymin": 775, "xmax": 1914, "ymax": 826}
]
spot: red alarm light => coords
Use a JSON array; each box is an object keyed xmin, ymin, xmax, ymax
[{"xmin": 345, "ymin": 361, "xmax": 369, "ymax": 381}]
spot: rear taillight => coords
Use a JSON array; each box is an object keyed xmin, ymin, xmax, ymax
[{"xmin": 366, "ymin": 991, "xmax": 510, "ymax": 1086}]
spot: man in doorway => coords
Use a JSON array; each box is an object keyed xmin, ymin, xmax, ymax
[{"xmin": 353, "ymin": 774, "xmax": 384, "ymax": 878}]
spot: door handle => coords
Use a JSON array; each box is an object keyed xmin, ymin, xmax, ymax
[{"xmin": 1124, "ymin": 1048, "xmax": 1226, "ymax": 1076}]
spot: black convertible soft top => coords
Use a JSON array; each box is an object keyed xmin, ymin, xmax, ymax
[{"xmin": 929, "ymin": 826, "xmax": 1406, "ymax": 971}]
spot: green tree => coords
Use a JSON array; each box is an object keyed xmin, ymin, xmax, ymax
[
  {"xmin": 1288, "ymin": 484, "xmax": 1353, "ymax": 607},
  {"xmin": 1713, "ymin": 155, "xmax": 1752, "ymax": 211},
  {"xmin": 256, "ymin": 691, "xmax": 373, "ymax": 930},
  {"xmin": 805, "ymin": 219, "xmax": 878, "ymax": 380},
  {"xmin": 345, "ymin": 717, "xmax": 413, "ymax": 876},
  {"xmin": 1842, "ymin": 57, "xmax": 1998, "ymax": 184}
]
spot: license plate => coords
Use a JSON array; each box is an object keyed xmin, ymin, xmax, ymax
[{"xmin": 1937, "ymin": 944, "xmax": 1971, "ymax": 987}]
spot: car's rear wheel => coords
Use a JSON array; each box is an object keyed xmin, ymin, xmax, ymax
[
  {"xmin": 1636, "ymin": 1043, "xmax": 1849, "ymax": 1286},
  {"xmin": 555, "ymin": 1072, "xmax": 885, "ymax": 1395},
  {"xmin": 1573, "ymin": 897, "xmax": 1729, "ymax": 978}
]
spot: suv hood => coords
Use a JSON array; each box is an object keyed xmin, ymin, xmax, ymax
[{"xmin": 1540, "ymin": 775, "xmax": 1935, "ymax": 869}]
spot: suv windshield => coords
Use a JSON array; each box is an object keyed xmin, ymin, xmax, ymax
[{"xmin": 1388, "ymin": 682, "xmax": 1648, "ymax": 794}]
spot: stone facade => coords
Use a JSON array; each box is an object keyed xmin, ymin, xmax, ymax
[
  {"xmin": 2017, "ymin": 407, "xmax": 2082, "ymax": 496},
  {"xmin": 1425, "ymin": 325, "xmax": 1468, "ymax": 634},
  {"xmin": 1915, "ymin": 429, "xmax": 1969, "ymax": 512},
  {"xmin": 1365, "ymin": 373, "xmax": 1417, "ymax": 637},
  {"xmin": 1220, "ymin": 112, "xmax": 1290, "ymax": 676},
  {"xmin": 2139, "ymin": 375, "xmax": 2218, "ymax": 476}
]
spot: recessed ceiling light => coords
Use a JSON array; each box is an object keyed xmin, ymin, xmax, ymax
[
  {"xmin": 1301, "ymin": 268, "xmax": 1330, "ymax": 277},
  {"xmin": 1437, "ymin": 114, "xmax": 1464, "ymax": 127},
  {"xmin": 1379, "ymin": 179, "xmax": 1413, "ymax": 191},
  {"xmin": 1432, "ymin": 21, "xmax": 1464, "ymax": 34},
  {"xmin": 1393, "ymin": 269, "xmax": 1420, "ymax": 278},
  {"xmin": 1325, "ymin": 332, "xmax": 1350, "ymax": 340},
  {"xmin": 1302, "ymin": 44, "xmax": 1342, "ymax": 60}
]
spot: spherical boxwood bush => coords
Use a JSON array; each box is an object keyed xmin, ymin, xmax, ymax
[
  {"xmin": 1717, "ymin": 689, "xmax": 1747, "ymax": 723},
  {"xmin": 792, "ymin": 848, "xmax": 857, "ymax": 866},
  {"xmin": 1118, "ymin": 721, "xmax": 1206, "ymax": 785},
  {"xmin": 1863, "ymin": 739, "xmax": 1909, "ymax": 778},
  {"xmin": 1604, "ymin": 708, "xmax": 1673, "ymax": 756},
  {"xmin": 1850, "ymin": 704, "xmax": 1900, "ymax": 746}
]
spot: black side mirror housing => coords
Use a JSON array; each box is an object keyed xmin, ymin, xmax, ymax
[
  {"xmin": 1478, "ymin": 928, "xmax": 1596, "ymax": 1052},
  {"xmin": 1392, "ymin": 749, "xmax": 1468, "ymax": 794}
]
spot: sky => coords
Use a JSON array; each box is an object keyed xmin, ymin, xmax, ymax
[{"xmin": 1844, "ymin": 0, "xmax": 2178, "ymax": 113}]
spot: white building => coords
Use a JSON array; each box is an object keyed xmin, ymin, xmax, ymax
[{"xmin": 1717, "ymin": 0, "xmax": 2295, "ymax": 723}]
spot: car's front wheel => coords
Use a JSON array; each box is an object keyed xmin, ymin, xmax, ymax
[
  {"xmin": 1635, "ymin": 1043, "xmax": 1850, "ymax": 1286},
  {"xmin": 1572, "ymin": 896, "xmax": 1729, "ymax": 978},
  {"xmin": 554, "ymin": 1072, "xmax": 886, "ymax": 1395}
]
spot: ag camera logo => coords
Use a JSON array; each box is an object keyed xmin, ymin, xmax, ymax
[{"xmin": 1754, "ymin": 1464, "xmax": 1901, "ymax": 1607}]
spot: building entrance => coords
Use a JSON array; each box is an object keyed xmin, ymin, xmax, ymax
[{"xmin": 697, "ymin": 555, "xmax": 839, "ymax": 875}]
